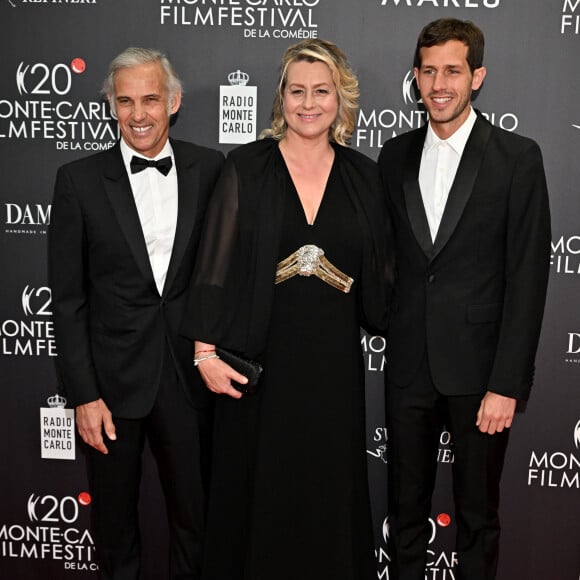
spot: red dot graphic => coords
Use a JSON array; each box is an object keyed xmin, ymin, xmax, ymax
[
  {"xmin": 71, "ymin": 58, "xmax": 86, "ymax": 74},
  {"xmin": 78, "ymin": 491, "xmax": 92, "ymax": 506},
  {"xmin": 436, "ymin": 513, "xmax": 451, "ymax": 527}
]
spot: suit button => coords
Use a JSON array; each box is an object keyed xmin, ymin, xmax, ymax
[{"xmin": 427, "ymin": 273, "xmax": 436, "ymax": 283}]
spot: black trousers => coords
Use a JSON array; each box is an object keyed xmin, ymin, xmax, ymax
[
  {"xmin": 87, "ymin": 348, "xmax": 211, "ymax": 580},
  {"xmin": 386, "ymin": 355, "xmax": 510, "ymax": 580}
]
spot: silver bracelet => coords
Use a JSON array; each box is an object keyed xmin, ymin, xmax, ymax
[{"xmin": 193, "ymin": 353, "xmax": 220, "ymax": 366}]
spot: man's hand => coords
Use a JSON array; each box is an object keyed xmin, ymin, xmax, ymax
[
  {"xmin": 76, "ymin": 398, "xmax": 116, "ymax": 454},
  {"xmin": 476, "ymin": 391, "xmax": 517, "ymax": 435}
]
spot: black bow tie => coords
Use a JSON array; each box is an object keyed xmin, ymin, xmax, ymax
[{"xmin": 130, "ymin": 155, "xmax": 173, "ymax": 176}]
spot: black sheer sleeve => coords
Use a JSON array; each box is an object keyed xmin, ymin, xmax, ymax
[
  {"xmin": 182, "ymin": 138, "xmax": 313, "ymax": 356},
  {"xmin": 182, "ymin": 156, "xmax": 242, "ymax": 344}
]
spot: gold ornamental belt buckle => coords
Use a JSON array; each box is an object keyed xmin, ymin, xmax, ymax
[
  {"xmin": 275, "ymin": 244, "xmax": 354, "ymax": 294},
  {"xmin": 296, "ymin": 244, "xmax": 323, "ymax": 276}
]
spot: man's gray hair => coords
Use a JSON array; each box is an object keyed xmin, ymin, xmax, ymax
[{"xmin": 102, "ymin": 47, "xmax": 182, "ymax": 117}]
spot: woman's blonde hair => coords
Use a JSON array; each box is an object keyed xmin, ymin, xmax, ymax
[{"xmin": 260, "ymin": 39, "xmax": 359, "ymax": 146}]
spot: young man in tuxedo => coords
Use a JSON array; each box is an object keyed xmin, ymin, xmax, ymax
[
  {"xmin": 378, "ymin": 18, "xmax": 551, "ymax": 580},
  {"xmin": 48, "ymin": 47, "xmax": 224, "ymax": 579}
]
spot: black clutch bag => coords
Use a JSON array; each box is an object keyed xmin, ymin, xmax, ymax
[{"xmin": 216, "ymin": 347, "xmax": 263, "ymax": 395}]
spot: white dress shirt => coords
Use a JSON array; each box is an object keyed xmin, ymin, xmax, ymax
[
  {"xmin": 120, "ymin": 139, "xmax": 178, "ymax": 295},
  {"xmin": 419, "ymin": 107, "xmax": 477, "ymax": 242}
]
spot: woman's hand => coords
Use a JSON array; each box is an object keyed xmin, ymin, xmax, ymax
[{"xmin": 194, "ymin": 341, "xmax": 247, "ymax": 399}]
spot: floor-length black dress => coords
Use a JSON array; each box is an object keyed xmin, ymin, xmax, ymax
[{"xmin": 202, "ymin": 153, "xmax": 376, "ymax": 580}]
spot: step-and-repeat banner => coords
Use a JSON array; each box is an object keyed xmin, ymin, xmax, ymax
[{"xmin": 1, "ymin": 1, "xmax": 578, "ymax": 578}]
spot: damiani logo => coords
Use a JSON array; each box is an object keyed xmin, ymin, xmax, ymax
[
  {"xmin": 565, "ymin": 333, "xmax": 580, "ymax": 364},
  {"xmin": 5, "ymin": 203, "xmax": 51, "ymax": 226}
]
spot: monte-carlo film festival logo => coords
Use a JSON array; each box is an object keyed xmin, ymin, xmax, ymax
[
  {"xmin": 528, "ymin": 419, "xmax": 580, "ymax": 489},
  {"xmin": 160, "ymin": 0, "xmax": 320, "ymax": 40},
  {"xmin": 361, "ymin": 334, "xmax": 386, "ymax": 373},
  {"xmin": 562, "ymin": 0, "xmax": 580, "ymax": 34},
  {"xmin": 219, "ymin": 70, "xmax": 257, "ymax": 144},
  {"xmin": 0, "ymin": 285, "xmax": 56, "ymax": 357},
  {"xmin": 0, "ymin": 490, "xmax": 97, "ymax": 572},
  {"xmin": 356, "ymin": 70, "xmax": 518, "ymax": 149},
  {"xmin": 377, "ymin": 514, "xmax": 457, "ymax": 579},
  {"xmin": 0, "ymin": 56, "xmax": 116, "ymax": 151},
  {"xmin": 551, "ymin": 234, "xmax": 580, "ymax": 275}
]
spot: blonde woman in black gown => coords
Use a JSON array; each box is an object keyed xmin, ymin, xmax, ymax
[{"xmin": 182, "ymin": 39, "xmax": 393, "ymax": 580}]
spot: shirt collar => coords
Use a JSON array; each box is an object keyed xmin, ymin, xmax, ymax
[{"xmin": 424, "ymin": 107, "xmax": 478, "ymax": 156}]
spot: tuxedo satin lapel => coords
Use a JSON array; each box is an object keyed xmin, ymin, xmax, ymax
[
  {"xmin": 430, "ymin": 118, "xmax": 492, "ymax": 262},
  {"xmin": 102, "ymin": 145, "xmax": 155, "ymax": 285},
  {"xmin": 163, "ymin": 143, "xmax": 199, "ymax": 296},
  {"xmin": 403, "ymin": 126, "xmax": 434, "ymax": 258}
]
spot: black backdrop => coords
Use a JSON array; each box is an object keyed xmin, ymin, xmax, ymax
[{"xmin": 1, "ymin": 1, "xmax": 579, "ymax": 578}]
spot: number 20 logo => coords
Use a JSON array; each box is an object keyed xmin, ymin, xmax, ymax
[
  {"xmin": 22, "ymin": 286, "xmax": 52, "ymax": 317},
  {"xmin": 27, "ymin": 494, "xmax": 80, "ymax": 524},
  {"xmin": 16, "ymin": 62, "xmax": 72, "ymax": 96}
]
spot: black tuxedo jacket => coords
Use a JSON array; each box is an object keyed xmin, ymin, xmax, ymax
[
  {"xmin": 378, "ymin": 115, "xmax": 551, "ymax": 400},
  {"xmin": 48, "ymin": 139, "xmax": 224, "ymax": 417}
]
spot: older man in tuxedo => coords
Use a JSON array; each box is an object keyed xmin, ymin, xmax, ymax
[
  {"xmin": 49, "ymin": 47, "xmax": 224, "ymax": 579},
  {"xmin": 378, "ymin": 19, "xmax": 551, "ymax": 580}
]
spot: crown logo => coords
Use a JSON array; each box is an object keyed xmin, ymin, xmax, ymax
[
  {"xmin": 47, "ymin": 394, "xmax": 67, "ymax": 408},
  {"xmin": 228, "ymin": 70, "xmax": 249, "ymax": 87}
]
